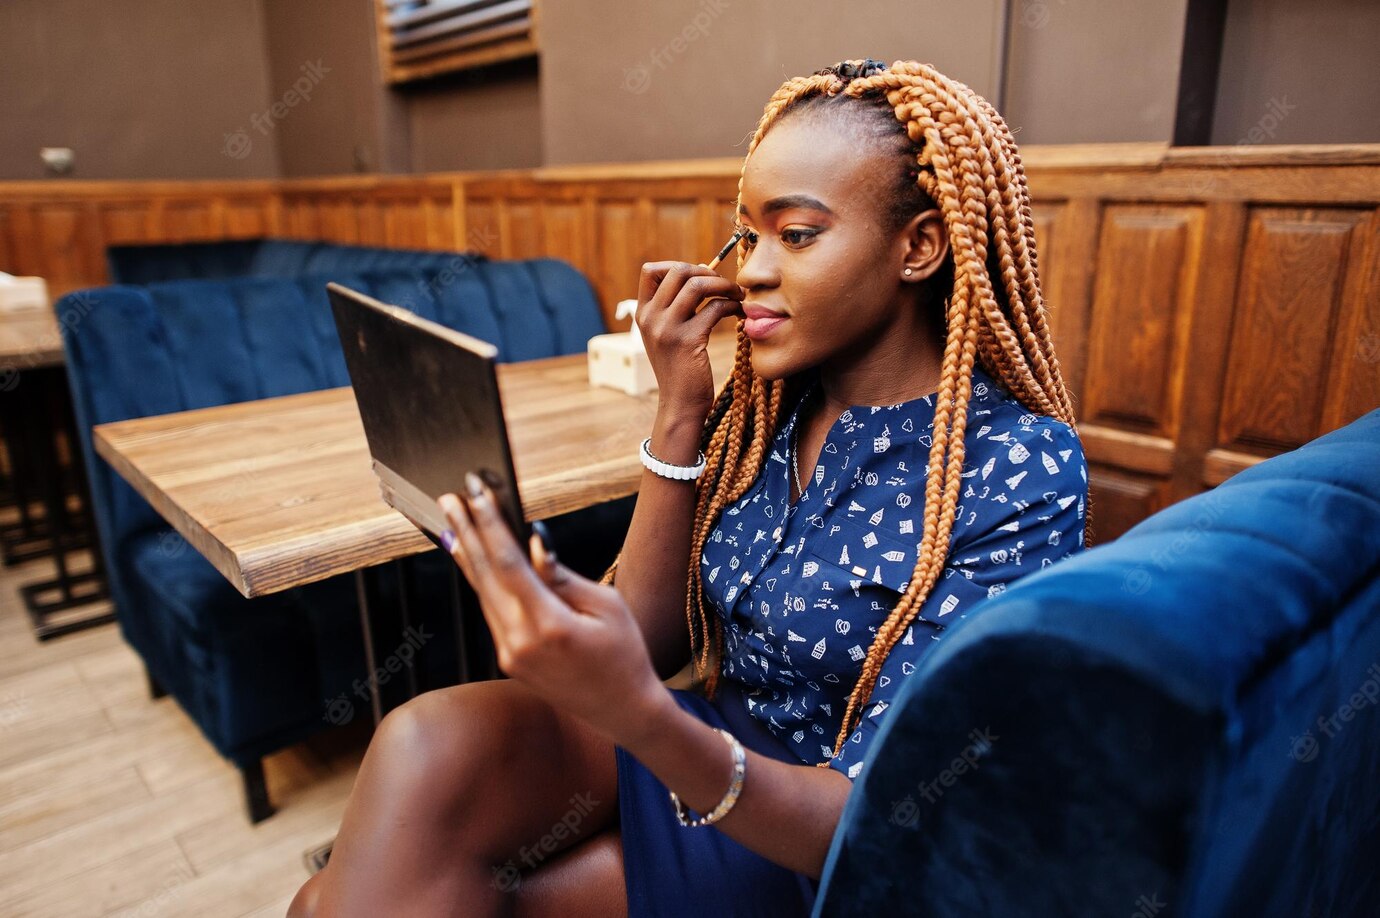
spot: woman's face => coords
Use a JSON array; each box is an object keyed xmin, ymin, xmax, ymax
[{"xmin": 734, "ymin": 109, "xmax": 948, "ymax": 387}]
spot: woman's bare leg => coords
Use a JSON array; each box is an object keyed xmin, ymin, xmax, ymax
[
  {"xmin": 288, "ymin": 677, "xmax": 623, "ymax": 917},
  {"xmin": 512, "ymin": 826, "xmax": 627, "ymax": 918}
]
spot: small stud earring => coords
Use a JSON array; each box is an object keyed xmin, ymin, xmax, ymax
[{"xmin": 903, "ymin": 267, "xmax": 914, "ymax": 276}]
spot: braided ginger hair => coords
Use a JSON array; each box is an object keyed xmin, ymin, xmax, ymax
[{"xmin": 601, "ymin": 60, "xmax": 1085, "ymax": 768}]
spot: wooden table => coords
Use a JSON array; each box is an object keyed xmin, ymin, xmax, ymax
[
  {"xmin": 0, "ymin": 307, "xmax": 64, "ymax": 371},
  {"xmin": 92, "ymin": 331, "xmax": 738, "ymax": 598},
  {"xmin": 92, "ymin": 329, "xmax": 738, "ymax": 730}
]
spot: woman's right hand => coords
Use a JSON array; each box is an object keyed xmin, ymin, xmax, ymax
[{"xmin": 635, "ymin": 261, "xmax": 745, "ymax": 419}]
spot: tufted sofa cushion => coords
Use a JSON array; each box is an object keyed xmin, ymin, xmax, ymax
[{"xmin": 106, "ymin": 238, "xmax": 469, "ymax": 285}]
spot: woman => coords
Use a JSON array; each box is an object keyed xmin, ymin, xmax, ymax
[{"xmin": 290, "ymin": 58, "xmax": 1088, "ymax": 917}]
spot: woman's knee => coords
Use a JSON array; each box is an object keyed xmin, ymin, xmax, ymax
[
  {"xmin": 286, "ymin": 869, "xmax": 324, "ymax": 918},
  {"xmin": 360, "ymin": 681, "xmax": 559, "ymax": 826}
]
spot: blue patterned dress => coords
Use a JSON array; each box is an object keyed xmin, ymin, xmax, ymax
[{"xmin": 615, "ymin": 364, "xmax": 1088, "ymax": 916}]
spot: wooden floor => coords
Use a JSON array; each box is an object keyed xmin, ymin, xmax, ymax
[{"xmin": 0, "ymin": 518, "xmax": 368, "ymax": 917}]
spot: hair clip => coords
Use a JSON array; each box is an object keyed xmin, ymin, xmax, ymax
[{"xmin": 829, "ymin": 58, "xmax": 887, "ymax": 81}]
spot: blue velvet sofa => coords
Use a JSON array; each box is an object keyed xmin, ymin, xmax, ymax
[
  {"xmin": 58, "ymin": 248, "xmax": 636, "ymax": 821},
  {"xmin": 815, "ymin": 409, "xmax": 1380, "ymax": 917},
  {"xmin": 104, "ymin": 238, "xmax": 473, "ymax": 285}
]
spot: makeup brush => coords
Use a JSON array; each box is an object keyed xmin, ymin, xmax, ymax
[{"xmin": 705, "ymin": 228, "xmax": 747, "ymax": 271}]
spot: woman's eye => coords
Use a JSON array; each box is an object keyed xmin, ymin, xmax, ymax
[
  {"xmin": 780, "ymin": 227, "xmax": 817, "ymax": 246},
  {"xmin": 737, "ymin": 228, "xmax": 759, "ymax": 248}
]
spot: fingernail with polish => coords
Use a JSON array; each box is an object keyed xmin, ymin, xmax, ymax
[
  {"xmin": 531, "ymin": 519, "xmax": 555, "ymax": 560},
  {"xmin": 440, "ymin": 529, "xmax": 456, "ymax": 552},
  {"xmin": 465, "ymin": 471, "xmax": 484, "ymax": 499}
]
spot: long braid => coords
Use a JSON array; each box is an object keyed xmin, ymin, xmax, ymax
[{"xmin": 599, "ymin": 60, "xmax": 1084, "ymax": 766}]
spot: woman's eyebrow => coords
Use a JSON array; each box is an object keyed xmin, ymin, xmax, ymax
[{"xmin": 737, "ymin": 194, "xmax": 836, "ymax": 217}]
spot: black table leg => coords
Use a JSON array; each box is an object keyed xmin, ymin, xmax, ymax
[
  {"xmin": 354, "ymin": 561, "xmax": 415, "ymax": 726},
  {"xmin": 310, "ymin": 537, "xmax": 504, "ymax": 872},
  {"xmin": 446, "ymin": 557, "xmax": 498, "ymax": 683}
]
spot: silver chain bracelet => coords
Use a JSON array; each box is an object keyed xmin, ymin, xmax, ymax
[{"xmin": 670, "ymin": 727, "xmax": 746, "ymax": 828}]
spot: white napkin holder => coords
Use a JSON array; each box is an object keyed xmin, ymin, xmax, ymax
[
  {"xmin": 0, "ymin": 274, "xmax": 48, "ymax": 313},
  {"xmin": 588, "ymin": 299, "xmax": 658, "ymax": 396}
]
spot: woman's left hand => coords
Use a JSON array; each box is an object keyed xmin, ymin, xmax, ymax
[{"xmin": 437, "ymin": 473, "xmax": 670, "ymax": 746}]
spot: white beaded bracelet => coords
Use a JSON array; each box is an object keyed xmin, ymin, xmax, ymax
[
  {"xmin": 670, "ymin": 727, "xmax": 746, "ymax": 827},
  {"xmin": 640, "ymin": 437, "xmax": 707, "ymax": 481}
]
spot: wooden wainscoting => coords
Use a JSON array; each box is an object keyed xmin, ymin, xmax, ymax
[{"xmin": 2, "ymin": 143, "xmax": 1377, "ymax": 538}]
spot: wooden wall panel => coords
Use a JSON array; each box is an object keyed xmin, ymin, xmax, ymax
[
  {"xmin": 98, "ymin": 203, "xmax": 155, "ymax": 243},
  {"xmin": 1029, "ymin": 204, "xmax": 1059, "ymax": 331},
  {"xmin": 463, "ymin": 199, "xmax": 500, "ymax": 257},
  {"xmin": 1, "ymin": 144, "xmax": 1376, "ymax": 541},
  {"xmin": 1040, "ymin": 199, "xmax": 1101, "ymax": 403},
  {"xmin": 355, "ymin": 199, "xmax": 386, "ymax": 245},
  {"xmin": 3, "ymin": 205, "xmax": 42, "ymax": 277},
  {"xmin": 651, "ymin": 201, "xmax": 698, "ymax": 268},
  {"xmin": 223, "ymin": 198, "xmax": 270, "ymax": 237},
  {"xmin": 382, "ymin": 198, "xmax": 428, "ymax": 249},
  {"xmin": 0, "ymin": 208, "xmax": 12, "ymax": 276},
  {"xmin": 594, "ymin": 200, "xmax": 640, "ymax": 328},
  {"xmin": 504, "ymin": 201, "xmax": 542, "ymax": 260},
  {"xmin": 318, "ymin": 200, "xmax": 359, "ymax": 243},
  {"xmin": 1217, "ymin": 207, "xmax": 1368, "ymax": 452},
  {"xmin": 1323, "ymin": 208, "xmax": 1380, "ymax": 435},
  {"xmin": 1086, "ymin": 464, "xmax": 1168, "ymax": 544},
  {"xmin": 1082, "ymin": 207, "xmax": 1200, "ymax": 438},
  {"xmin": 160, "ymin": 201, "xmax": 217, "ymax": 239},
  {"xmin": 34, "ymin": 205, "xmax": 102, "ymax": 290},
  {"xmin": 540, "ymin": 201, "xmax": 588, "ymax": 276},
  {"xmin": 281, "ymin": 198, "xmax": 321, "ymax": 237}
]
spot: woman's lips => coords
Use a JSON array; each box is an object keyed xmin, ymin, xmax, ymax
[
  {"xmin": 744, "ymin": 315, "xmax": 788, "ymax": 340},
  {"xmin": 745, "ymin": 303, "xmax": 789, "ymax": 339}
]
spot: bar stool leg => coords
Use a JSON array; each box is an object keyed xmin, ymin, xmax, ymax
[{"xmin": 15, "ymin": 367, "xmax": 113, "ymax": 637}]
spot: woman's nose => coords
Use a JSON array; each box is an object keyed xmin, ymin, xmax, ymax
[{"xmin": 733, "ymin": 246, "xmax": 777, "ymax": 290}]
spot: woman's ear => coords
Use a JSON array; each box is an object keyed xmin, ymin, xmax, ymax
[{"xmin": 900, "ymin": 208, "xmax": 949, "ymax": 283}]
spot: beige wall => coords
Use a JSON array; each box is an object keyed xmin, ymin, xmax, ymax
[
  {"xmin": 1212, "ymin": 0, "xmax": 1380, "ymax": 144},
  {"xmin": 0, "ymin": 0, "xmax": 282, "ymax": 180},
  {"xmin": 1001, "ymin": 0, "xmax": 1189, "ymax": 144},
  {"xmin": 404, "ymin": 60, "xmax": 543, "ymax": 173},
  {"xmin": 537, "ymin": 0, "xmax": 1008, "ymax": 165},
  {"xmin": 4, "ymin": 0, "xmax": 1375, "ymax": 183},
  {"xmin": 260, "ymin": 0, "xmax": 408, "ymax": 177}
]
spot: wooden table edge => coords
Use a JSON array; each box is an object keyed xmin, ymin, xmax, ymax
[{"xmin": 93, "ymin": 422, "xmax": 253, "ymax": 597}]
